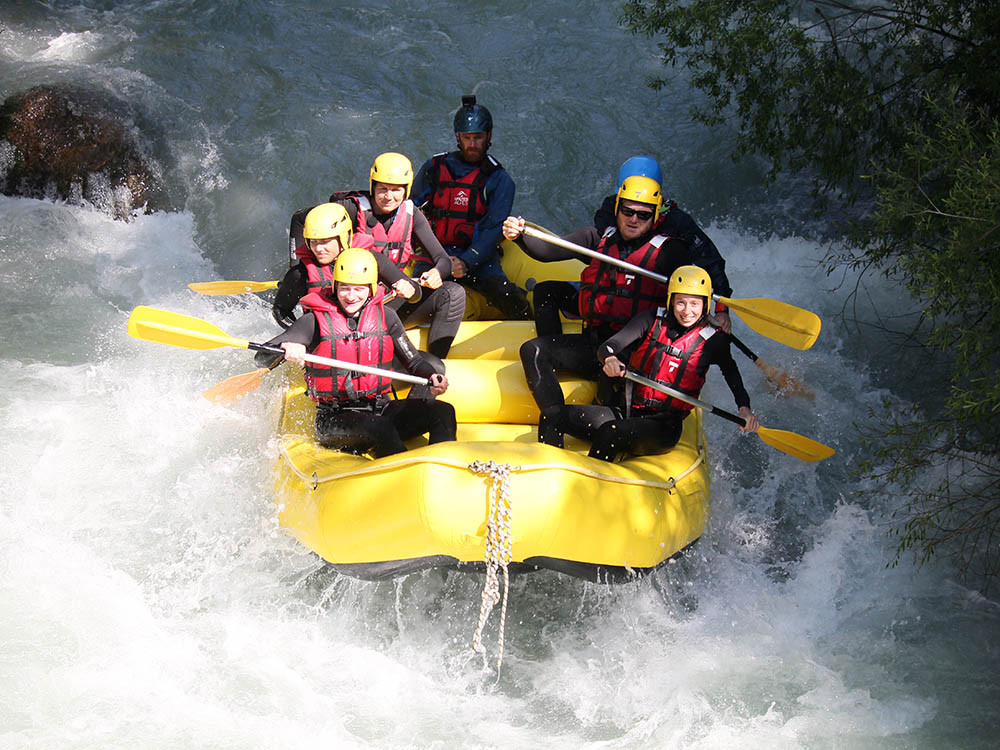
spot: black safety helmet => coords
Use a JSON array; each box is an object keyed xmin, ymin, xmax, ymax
[{"xmin": 453, "ymin": 94, "xmax": 493, "ymax": 133}]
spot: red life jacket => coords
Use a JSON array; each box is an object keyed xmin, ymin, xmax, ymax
[
  {"xmin": 578, "ymin": 228, "xmax": 672, "ymax": 331},
  {"xmin": 294, "ymin": 234, "xmax": 375, "ymax": 297},
  {"xmin": 628, "ymin": 312, "xmax": 716, "ymax": 414},
  {"xmin": 424, "ymin": 153, "xmax": 500, "ymax": 247},
  {"xmin": 350, "ymin": 194, "xmax": 429, "ymax": 269},
  {"xmin": 298, "ymin": 290, "xmax": 394, "ymax": 404}
]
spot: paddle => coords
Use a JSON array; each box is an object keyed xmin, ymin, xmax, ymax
[
  {"xmin": 623, "ymin": 371, "xmax": 834, "ymax": 462},
  {"xmin": 521, "ymin": 225, "xmax": 821, "ymax": 350},
  {"xmin": 727, "ymin": 332, "xmax": 816, "ymax": 400},
  {"xmin": 194, "ymin": 291, "xmax": 403, "ymax": 403},
  {"xmin": 188, "ymin": 280, "xmax": 279, "ymax": 295},
  {"xmin": 201, "ymin": 357, "xmax": 284, "ymax": 405},
  {"xmin": 127, "ymin": 306, "xmax": 429, "ymax": 386},
  {"xmin": 707, "ymin": 316, "xmax": 815, "ymax": 400}
]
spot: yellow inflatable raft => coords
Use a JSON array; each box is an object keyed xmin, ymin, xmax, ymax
[{"xmin": 272, "ymin": 320, "xmax": 711, "ymax": 582}]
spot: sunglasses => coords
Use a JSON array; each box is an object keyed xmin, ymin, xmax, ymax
[{"xmin": 618, "ymin": 206, "xmax": 655, "ymax": 221}]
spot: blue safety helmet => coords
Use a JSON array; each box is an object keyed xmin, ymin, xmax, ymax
[
  {"xmin": 453, "ymin": 94, "xmax": 493, "ymax": 133},
  {"xmin": 616, "ymin": 155, "xmax": 662, "ymax": 190}
]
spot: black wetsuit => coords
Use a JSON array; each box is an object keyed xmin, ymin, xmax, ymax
[
  {"xmin": 510, "ymin": 225, "xmax": 691, "ymax": 411},
  {"xmin": 256, "ymin": 305, "xmax": 456, "ymax": 457},
  {"xmin": 539, "ymin": 309, "xmax": 750, "ymax": 462}
]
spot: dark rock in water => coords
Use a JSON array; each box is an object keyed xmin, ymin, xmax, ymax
[{"xmin": 0, "ymin": 85, "xmax": 172, "ymax": 218}]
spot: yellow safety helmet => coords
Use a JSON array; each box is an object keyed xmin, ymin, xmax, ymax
[
  {"xmin": 369, "ymin": 152, "xmax": 413, "ymax": 198},
  {"xmin": 333, "ymin": 247, "xmax": 379, "ymax": 295},
  {"xmin": 303, "ymin": 202, "xmax": 353, "ymax": 249},
  {"xmin": 667, "ymin": 265, "xmax": 712, "ymax": 302},
  {"xmin": 615, "ymin": 175, "xmax": 663, "ymax": 217}
]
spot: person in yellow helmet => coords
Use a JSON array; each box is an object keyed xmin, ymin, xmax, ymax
[
  {"xmin": 257, "ymin": 248, "xmax": 456, "ymax": 457},
  {"xmin": 536, "ymin": 265, "xmax": 758, "ymax": 461},
  {"xmin": 324, "ymin": 152, "xmax": 466, "ymax": 359},
  {"xmin": 275, "ymin": 202, "xmax": 418, "ymax": 329},
  {"xmin": 502, "ymin": 175, "xmax": 692, "ymax": 415}
]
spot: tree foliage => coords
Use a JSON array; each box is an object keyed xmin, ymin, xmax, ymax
[{"xmin": 620, "ymin": 0, "xmax": 1000, "ymax": 587}]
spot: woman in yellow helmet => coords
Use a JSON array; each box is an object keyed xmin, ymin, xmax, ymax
[
  {"xmin": 274, "ymin": 202, "xmax": 418, "ymax": 329},
  {"xmin": 536, "ymin": 265, "xmax": 758, "ymax": 462},
  {"xmin": 257, "ymin": 248, "xmax": 456, "ymax": 457},
  {"xmin": 325, "ymin": 152, "xmax": 466, "ymax": 359}
]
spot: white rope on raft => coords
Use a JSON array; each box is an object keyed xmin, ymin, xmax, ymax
[
  {"xmin": 467, "ymin": 460, "xmax": 514, "ymax": 674},
  {"xmin": 277, "ymin": 439, "xmax": 705, "ymax": 490}
]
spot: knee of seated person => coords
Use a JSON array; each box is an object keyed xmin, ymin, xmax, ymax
[
  {"xmin": 539, "ymin": 404, "xmax": 562, "ymax": 419},
  {"xmin": 435, "ymin": 400, "xmax": 456, "ymax": 419},
  {"xmin": 519, "ymin": 336, "xmax": 543, "ymax": 361}
]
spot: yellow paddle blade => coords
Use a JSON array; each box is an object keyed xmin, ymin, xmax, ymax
[
  {"xmin": 201, "ymin": 368, "xmax": 270, "ymax": 404},
  {"xmin": 127, "ymin": 306, "xmax": 249, "ymax": 351},
  {"xmin": 719, "ymin": 296, "xmax": 822, "ymax": 350},
  {"xmin": 188, "ymin": 280, "xmax": 279, "ymax": 295},
  {"xmin": 757, "ymin": 426, "xmax": 834, "ymax": 462}
]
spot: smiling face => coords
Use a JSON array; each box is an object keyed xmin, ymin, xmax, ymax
[
  {"xmin": 372, "ymin": 182, "xmax": 407, "ymax": 214},
  {"xmin": 672, "ymin": 293, "xmax": 705, "ymax": 328},
  {"xmin": 335, "ymin": 281, "xmax": 371, "ymax": 315},
  {"xmin": 616, "ymin": 199, "xmax": 656, "ymax": 240},
  {"xmin": 308, "ymin": 236, "xmax": 343, "ymax": 266}
]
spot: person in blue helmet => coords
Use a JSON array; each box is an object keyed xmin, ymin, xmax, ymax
[
  {"xmin": 412, "ymin": 95, "xmax": 532, "ymax": 320},
  {"xmin": 593, "ymin": 155, "xmax": 734, "ymax": 333}
]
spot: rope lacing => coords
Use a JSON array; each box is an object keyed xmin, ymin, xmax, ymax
[{"xmin": 468, "ymin": 459, "xmax": 516, "ymax": 673}]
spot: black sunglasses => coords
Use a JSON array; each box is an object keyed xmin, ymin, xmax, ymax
[{"xmin": 618, "ymin": 206, "xmax": 655, "ymax": 221}]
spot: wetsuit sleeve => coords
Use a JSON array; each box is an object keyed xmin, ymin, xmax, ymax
[
  {"xmin": 410, "ymin": 157, "xmax": 436, "ymax": 207},
  {"xmin": 702, "ymin": 334, "xmax": 751, "ymax": 410},
  {"xmin": 652, "ymin": 237, "xmax": 694, "ymax": 278},
  {"xmin": 373, "ymin": 250, "xmax": 409, "ymax": 287},
  {"xmin": 386, "ymin": 308, "xmax": 437, "ymax": 380},
  {"xmin": 514, "ymin": 225, "xmax": 601, "ymax": 263},
  {"xmin": 661, "ymin": 208, "xmax": 732, "ymax": 298},
  {"xmin": 596, "ymin": 309, "xmax": 657, "ymax": 363},
  {"xmin": 411, "ymin": 209, "xmax": 452, "ymax": 278},
  {"xmin": 454, "ymin": 168, "xmax": 515, "ymax": 273},
  {"xmin": 272, "ymin": 263, "xmax": 309, "ymax": 327},
  {"xmin": 254, "ymin": 313, "xmax": 319, "ymax": 367},
  {"xmin": 592, "ymin": 194, "xmax": 617, "ymax": 233}
]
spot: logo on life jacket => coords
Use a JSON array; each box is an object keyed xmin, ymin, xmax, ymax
[{"xmin": 453, "ymin": 190, "xmax": 470, "ymax": 207}]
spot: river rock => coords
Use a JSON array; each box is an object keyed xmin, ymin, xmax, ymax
[{"xmin": 0, "ymin": 85, "xmax": 171, "ymax": 218}]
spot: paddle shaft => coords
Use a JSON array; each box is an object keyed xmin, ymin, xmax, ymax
[
  {"xmin": 623, "ymin": 371, "xmax": 746, "ymax": 427},
  {"xmin": 523, "ymin": 224, "xmax": 732, "ymax": 308},
  {"xmin": 252, "ymin": 343, "xmax": 429, "ymax": 386},
  {"xmin": 127, "ymin": 307, "xmax": 428, "ymax": 387},
  {"xmin": 521, "ymin": 224, "xmax": 821, "ymax": 350},
  {"xmin": 523, "ymin": 225, "xmax": 669, "ymax": 283},
  {"xmin": 623, "ymin": 370, "xmax": 834, "ymax": 461}
]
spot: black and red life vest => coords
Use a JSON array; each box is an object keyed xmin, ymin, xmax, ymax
[
  {"xmin": 578, "ymin": 227, "xmax": 672, "ymax": 331},
  {"xmin": 334, "ymin": 192, "xmax": 430, "ymax": 270},
  {"xmin": 298, "ymin": 290, "xmax": 394, "ymax": 404},
  {"xmin": 293, "ymin": 234, "xmax": 374, "ymax": 296},
  {"xmin": 423, "ymin": 153, "xmax": 500, "ymax": 247},
  {"xmin": 628, "ymin": 312, "xmax": 716, "ymax": 414}
]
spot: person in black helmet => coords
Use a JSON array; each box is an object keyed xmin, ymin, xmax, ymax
[{"xmin": 412, "ymin": 95, "xmax": 532, "ymax": 320}]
